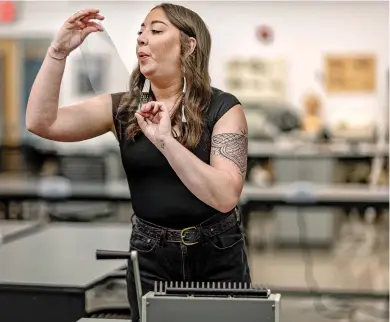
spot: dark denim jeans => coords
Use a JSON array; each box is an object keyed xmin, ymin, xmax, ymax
[{"xmin": 126, "ymin": 216, "xmax": 251, "ymax": 322}]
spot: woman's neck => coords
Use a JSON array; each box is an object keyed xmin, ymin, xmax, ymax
[{"xmin": 150, "ymin": 77, "xmax": 183, "ymax": 102}]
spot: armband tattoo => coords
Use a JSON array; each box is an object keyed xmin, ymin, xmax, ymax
[{"xmin": 211, "ymin": 129, "xmax": 248, "ymax": 175}]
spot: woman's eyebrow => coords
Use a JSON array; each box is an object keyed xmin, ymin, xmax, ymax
[{"xmin": 141, "ymin": 20, "xmax": 168, "ymax": 27}]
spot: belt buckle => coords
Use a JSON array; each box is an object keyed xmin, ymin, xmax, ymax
[{"xmin": 180, "ymin": 226, "xmax": 199, "ymax": 246}]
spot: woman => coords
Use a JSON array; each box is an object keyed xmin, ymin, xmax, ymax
[{"xmin": 26, "ymin": 3, "xmax": 251, "ymax": 321}]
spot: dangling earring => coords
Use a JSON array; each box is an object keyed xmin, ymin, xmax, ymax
[
  {"xmin": 181, "ymin": 77, "xmax": 187, "ymax": 123},
  {"xmin": 138, "ymin": 78, "xmax": 151, "ymax": 110}
]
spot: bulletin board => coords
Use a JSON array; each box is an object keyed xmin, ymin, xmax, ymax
[
  {"xmin": 324, "ymin": 54, "xmax": 376, "ymax": 93},
  {"xmin": 225, "ymin": 58, "xmax": 286, "ymax": 103}
]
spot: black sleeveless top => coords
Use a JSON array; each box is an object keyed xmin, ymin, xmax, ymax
[{"xmin": 111, "ymin": 87, "xmax": 240, "ymax": 229}]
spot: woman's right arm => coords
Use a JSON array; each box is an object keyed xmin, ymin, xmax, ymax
[
  {"xmin": 26, "ymin": 8, "xmax": 113, "ymax": 142},
  {"xmin": 26, "ymin": 51, "xmax": 113, "ymax": 142}
]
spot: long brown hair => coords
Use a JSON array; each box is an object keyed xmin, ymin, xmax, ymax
[{"xmin": 116, "ymin": 3, "xmax": 212, "ymax": 149}]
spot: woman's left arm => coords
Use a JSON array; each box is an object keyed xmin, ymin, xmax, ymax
[{"xmin": 158, "ymin": 104, "xmax": 248, "ymax": 213}]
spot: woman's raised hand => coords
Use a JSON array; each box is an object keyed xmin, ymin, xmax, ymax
[{"xmin": 50, "ymin": 8, "xmax": 104, "ymax": 58}]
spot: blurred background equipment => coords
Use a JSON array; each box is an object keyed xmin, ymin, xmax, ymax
[
  {"xmin": 243, "ymin": 101, "xmax": 301, "ymax": 139},
  {"xmin": 0, "ymin": 1, "xmax": 388, "ymax": 322}
]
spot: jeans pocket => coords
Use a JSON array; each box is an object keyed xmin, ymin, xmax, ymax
[
  {"xmin": 208, "ymin": 225, "xmax": 244, "ymax": 251},
  {"xmin": 130, "ymin": 230, "xmax": 157, "ymax": 253}
]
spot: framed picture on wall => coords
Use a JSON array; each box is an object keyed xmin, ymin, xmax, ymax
[
  {"xmin": 225, "ymin": 57, "xmax": 286, "ymax": 104},
  {"xmin": 74, "ymin": 54, "xmax": 107, "ymax": 95},
  {"xmin": 324, "ymin": 54, "xmax": 376, "ymax": 93}
]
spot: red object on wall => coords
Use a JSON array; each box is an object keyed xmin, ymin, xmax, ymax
[
  {"xmin": 0, "ymin": 1, "xmax": 15, "ymax": 23},
  {"xmin": 256, "ymin": 25, "xmax": 273, "ymax": 44}
]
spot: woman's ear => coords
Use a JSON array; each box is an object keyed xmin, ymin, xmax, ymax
[{"xmin": 187, "ymin": 37, "xmax": 197, "ymax": 56}]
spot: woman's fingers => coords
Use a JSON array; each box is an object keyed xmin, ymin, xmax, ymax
[
  {"xmin": 151, "ymin": 102, "xmax": 160, "ymax": 115},
  {"xmin": 81, "ymin": 13, "xmax": 105, "ymax": 24},
  {"xmin": 137, "ymin": 111, "xmax": 155, "ymax": 120},
  {"xmin": 141, "ymin": 101, "xmax": 165, "ymax": 115},
  {"xmin": 151, "ymin": 114, "xmax": 160, "ymax": 123},
  {"xmin": 68, "ymin": 9, "xmax": 100, "ymax": 23},
  {"xmin": 90, "ymin": 21, "xmax": 104, "ymax": 32},
  {"xmin": 140, "ymin": 102, "xmax": 168, "ymax": 125},
  {"xmin": 74, "ymin": 20, "xmax": 86, "ymax": 30},
  {"xmin": 68, "ymin": 10, "xmax": 104, "ymax": 32},
  {"xmin": 141, "ymin": 102, "xmax": 153, "ymax": 114},
  {"xmin": 138, "ymin": 111, "xmax": 150, "ymax": 117},
  {"xmin": 137, "ymin": 110, "xmax": 160, "ymax": 124},
  {"xmin": 81, "ymin": 23, "xmax": 103, "ymax": 36},
  {"xmin": 75, "ymin": 19, "xmax": 104, "ymax": 33}
]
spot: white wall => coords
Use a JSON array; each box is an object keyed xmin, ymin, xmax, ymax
[{"xmin": 1, "ymin": 1, "xmax": 388, "ymax": 130}]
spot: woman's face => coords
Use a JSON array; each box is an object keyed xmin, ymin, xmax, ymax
[{"xmin": 136, "ymin": 8, "xmax": 181, "ymax": 80}]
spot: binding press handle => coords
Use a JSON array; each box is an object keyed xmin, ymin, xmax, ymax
[{"xmin": 131, "ymin": 250, "xmax": 143, "ymax": 320}]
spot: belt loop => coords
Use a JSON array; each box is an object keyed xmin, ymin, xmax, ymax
[
  {"xmin": 195, "ymin": 224, "xmax": 204, "ymax": 243},
  {"xmin": 235, "ymin": 207, "xmax": 241, "ymax": 225},
  {"xmin": 159, "ymin": 228, "xmax": 167, "ymax": 247},
  {"xmin": 131, "ymin": 213, "xmax": 137, "ymax": 226}
]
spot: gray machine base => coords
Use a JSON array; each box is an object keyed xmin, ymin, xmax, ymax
[
  {"xmin": 142, "ymin": 292, "xmax": 281, "ymax": 322},
  {"xmin": 77, "ymin": 319, "xmax": 129, "ymax": 322}
]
